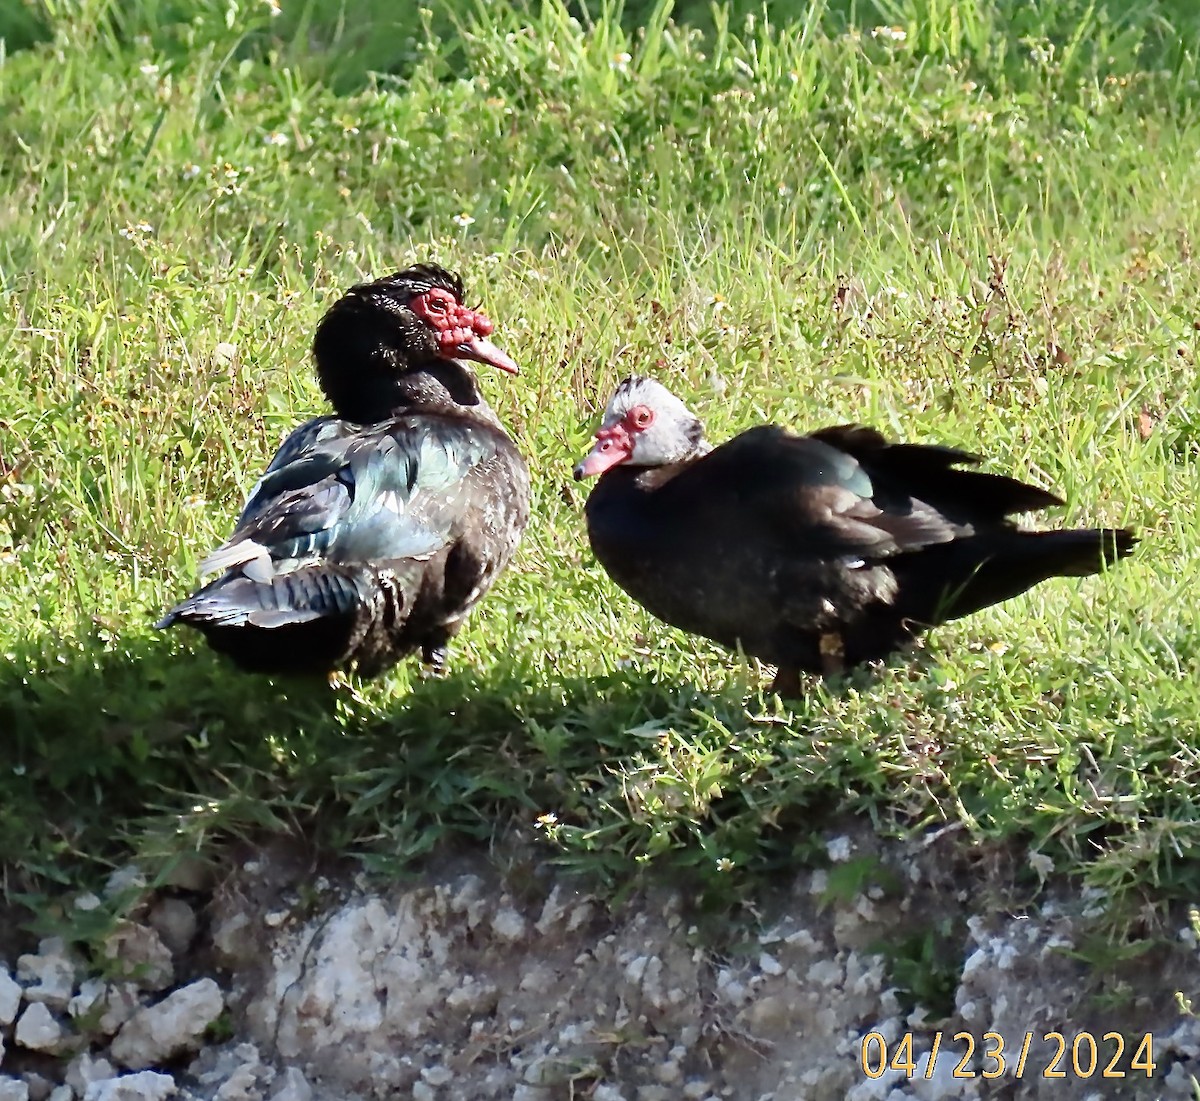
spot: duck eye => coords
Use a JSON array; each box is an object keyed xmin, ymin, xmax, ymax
[
  {"xmin": 423, "ymin": 294, "xmax": 447, "ymax": 313},
  {"xmin": 631, "ymin": 406, "xmax": 654, "ymax": 429}
]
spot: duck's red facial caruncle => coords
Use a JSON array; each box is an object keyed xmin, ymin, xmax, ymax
[
  {"xmin": 573, "ymin": 404, "xmax": 656, "ymax": 480},
  {"xmin": 411, "ymin": 287, "xmax": 520, "ymax": 374}
]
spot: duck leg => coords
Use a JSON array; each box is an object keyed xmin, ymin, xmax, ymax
[
  {"xmin": 818, "ymin": 630, "xmax": 846, "ymax": 678},
  {"xmin": 420, "ymin": 631, "xmax": 451, "ymax": 678},
  {"xmin": 769, "ymin": 666, "xmax": 804, "ymax": 698}
]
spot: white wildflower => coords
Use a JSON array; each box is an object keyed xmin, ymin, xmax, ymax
[
  {"xmin": 452, "ymin": 212, "xmax": 476, "ymax": 228},
  {"xmin": 1028, "ymin": 852, "xmax": 1054, "ymax": 879},
  {"xmin": 263, "ymin": 131, "xmax": 288, "ymax": 146},
  {"xmin": 871, "ymin": 25, "xmax": 907, "ymax": 43}
]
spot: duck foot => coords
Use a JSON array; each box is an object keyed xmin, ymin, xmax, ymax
[{"xmin": 419, "ymin": 644, "xmax": 449, "ymax": 679}]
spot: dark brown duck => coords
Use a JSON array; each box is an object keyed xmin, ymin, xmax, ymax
[
  {"xmin": 157, "ymin": 264, "xmax": 530, "ymax": 678},
  {"xmin": 574, "ymin": 377, "xmax": 1136, "ymax": 695}
]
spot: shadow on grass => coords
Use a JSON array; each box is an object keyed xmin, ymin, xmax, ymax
[{"xmin": 1, "ymin": 628, "xmax": 829, "ymax": 912}]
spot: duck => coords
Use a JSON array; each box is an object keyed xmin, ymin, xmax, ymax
[
  {"xmin": 156, "ymin": 263, "xmax": 531, "ymax": 679},
  {"xmin": 573, "ymin": 376, "xmax": 1137, "ymax": 695}
]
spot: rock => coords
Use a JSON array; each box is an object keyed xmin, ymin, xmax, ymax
[
  {"xmin": 0, "ymin": 969, "xmax": 22, "ymax": 1026},
  {"xmin": 0, "ymin": 1078, "xmax": 29, "ymax": 1101},
  {"xmin": 16, "ymin": 941, "xmax": 77, "ymax": 1010},
  {"xmin": 267, "ymin": 1069, "xmax": 311, "ymax": 1101},
  {"xmin": 19, "ymin": 1075, "xmax": 52, "ymax": 1101},
  {"xmin": 209, "ymin": 913, "xmax": 252, "ymax": 964},
  {"xmin": 212, "ymin": 1065, "xmax": 258, "ymax": 1101},
  {"xmin": 47, "ymin": 1089, "xmax": 71, "ymax": 1101},
  {"xmin": 68, "ymin": 979, "xmax": 106, "ymax": 1022},
  {"xmin": 68, "ymin": 981, "xmax": 142, "ymax": 1038},
  {"xmin": 102, "ymin": 924, "xmax": 174, "ymax": 992},
  {"xmin": 100, "ymin": 985, "xmax": 144, "ymax": 1038},
  {"xmin": 0, "ymin": 1033, "xmax": 5, "ymax": 1069},
  {"xmin": 83, "ymin": 1072, "xmax": 176, "ymax": 1101},
  {"xmin": 14, "ymin": 1004, "xmax": 65, "ymax": 1053},
  {"xmin": 147, "ymin": 901, "xmax": 197, "ymax": 959},
  {"xmin": 109, "ymin": 980, "xmax": 224, "ymax": 1069},
  {"xmin": 65, "ymin": 1054, "xmax": 116, "ymax": 1095},
  {"xmin": 191, "ymin": 1044, "xmax": 272, "ymax": 1101}
]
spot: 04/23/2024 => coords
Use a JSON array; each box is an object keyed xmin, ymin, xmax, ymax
[{"xmin": 859, "ymin": 1030, "xmax": 1157, "ymax": 1081}]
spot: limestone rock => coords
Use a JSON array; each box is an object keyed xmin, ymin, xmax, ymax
[
  {"xmin": 65, "ymin": 1054, "xmax": 117, "ymax": 1095},
  {"xmin": 0, "ymin": 970, "xmax": 22, "ymax": 1026},
  {"xmin": 267, "ymin": 1069, "xmax": 312, "ymax": 1101},
  {"xmin": 14, "ymin": 1003, "xmax": 65, "ymax": 1053},
  {"xmin": 103, "ymin": 925, "xmax": 174, "ymax": 992},
  {"xmin": 0, "ymin": 1077, "xmax": 29, "ymax": 1101},
  {"xmin": 83, "ymin": 1072, "xmax": 177, "ymax": 1101},
  {"xmin": 16, "ymin": 941, "xmax": 78, "ymax": 1011},
  {"xmin": 19, "ymin": 1075, "xmax": 52, "ymax": 1101},
  {"xmin": 110, "ymin": 980, "xmax": 224, "ymax": 1069}
]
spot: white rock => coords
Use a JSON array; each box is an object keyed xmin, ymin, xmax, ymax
[
  {"xmin": 757, "ymin": 952, "xmax": 783, "ymax": 977},
  {"xmin": 109, "ymin": 980, "xmax": 224, "ymax": 1069},
  {"xmin": 212, "ymin": 1064, "xmax": 258, "ymax": 1100},
  {"xmin": 0, "ymin": 1033, "xmax": 4, "ymax": 1069},
  {"xmin": 83, "ymin": 1072, "xmax": 176, "ymax": 1101},
  {"xmin": 491, "ymin": 906, "xmax": 526, "ymax": 941},
  {"xmin": 186, "ymin": 1043, "xmax": 263, "ymax": 1088},
  {"xmin": 420, "ymin": 1065, "xmax": 452, "ymax": 1087},
  {"xmin": 267, "ymin": 1069, "xmax": 311, "ymax": 1101},
  {"xmin": 0, "ymin": 1078, "xmax": 30, "ymax": 1101},
  {"xmin": 68, "ymin": 980, "xmax": 106, "ymax": 1021},
  {"xmin": 103, "ymin": 925, "xmax": 174, "ymax": 992},
  {"xmin": 0, "ymin": 970, "xmax": 22, "ymax": 1025},
  {"xmin": 97, "ymin": 985, "xmax": 144, "ymax": 1037},
  {"xmin": 66, "ymin": 1054, "xmax": 117, "ymax": 1094},
  {"xmin": 14, "ymin": 1004, "xmax": 65, "ymax": 1053},
  {"xmin": 16, "ymin": 941, "xmax": 77, "ymax": 1010},
  {"xmin": 20, "ymin": 1075, "xmax": 52, "ymax": 1101},
  {"xmin": 48, "ymin": 1088, "xmax": 73, "ymax": 1101},
  {"xmin": 210, "ymin": 912, "xmax": 252, "ymax": 962}
]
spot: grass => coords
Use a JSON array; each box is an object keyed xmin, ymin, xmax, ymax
[{"xmin": 0, "ymin": 0, "xmax": 1197, "ymax": 937}]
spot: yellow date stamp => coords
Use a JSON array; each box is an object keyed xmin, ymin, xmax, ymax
[{"xmin": 860, "ymin": 1031, "xmax": 1157, "ymax": 1080}]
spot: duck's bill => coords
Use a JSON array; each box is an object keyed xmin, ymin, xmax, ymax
[
  {"xmin": 573, "ymin": 436, "xmax": 631, "ymax": 480},
  {"xmin": 452, "ymin": 336, "xmax": 520, "ymax": 375}
]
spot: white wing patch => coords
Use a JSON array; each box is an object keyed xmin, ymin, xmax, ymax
[{"xmin": 199, "ymin": 538, "xmax": 272, "ymax": 579}]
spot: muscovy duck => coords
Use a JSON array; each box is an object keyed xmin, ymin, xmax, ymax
[
  {"xmin": 574, "ymin": 377, "xmax": 1137, "ymax": 695},
  {"xmin": 157, "ymin": 263, "xmax": 530, "ymax": 678}
]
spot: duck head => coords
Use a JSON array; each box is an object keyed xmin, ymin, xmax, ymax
[
  {"xmin": 313, "ymin": 263, "xmax": 519, "ymax": 422},
  {"xmin": 574, "ymin": 376, "xmax": 708, "ymax": 480}
]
